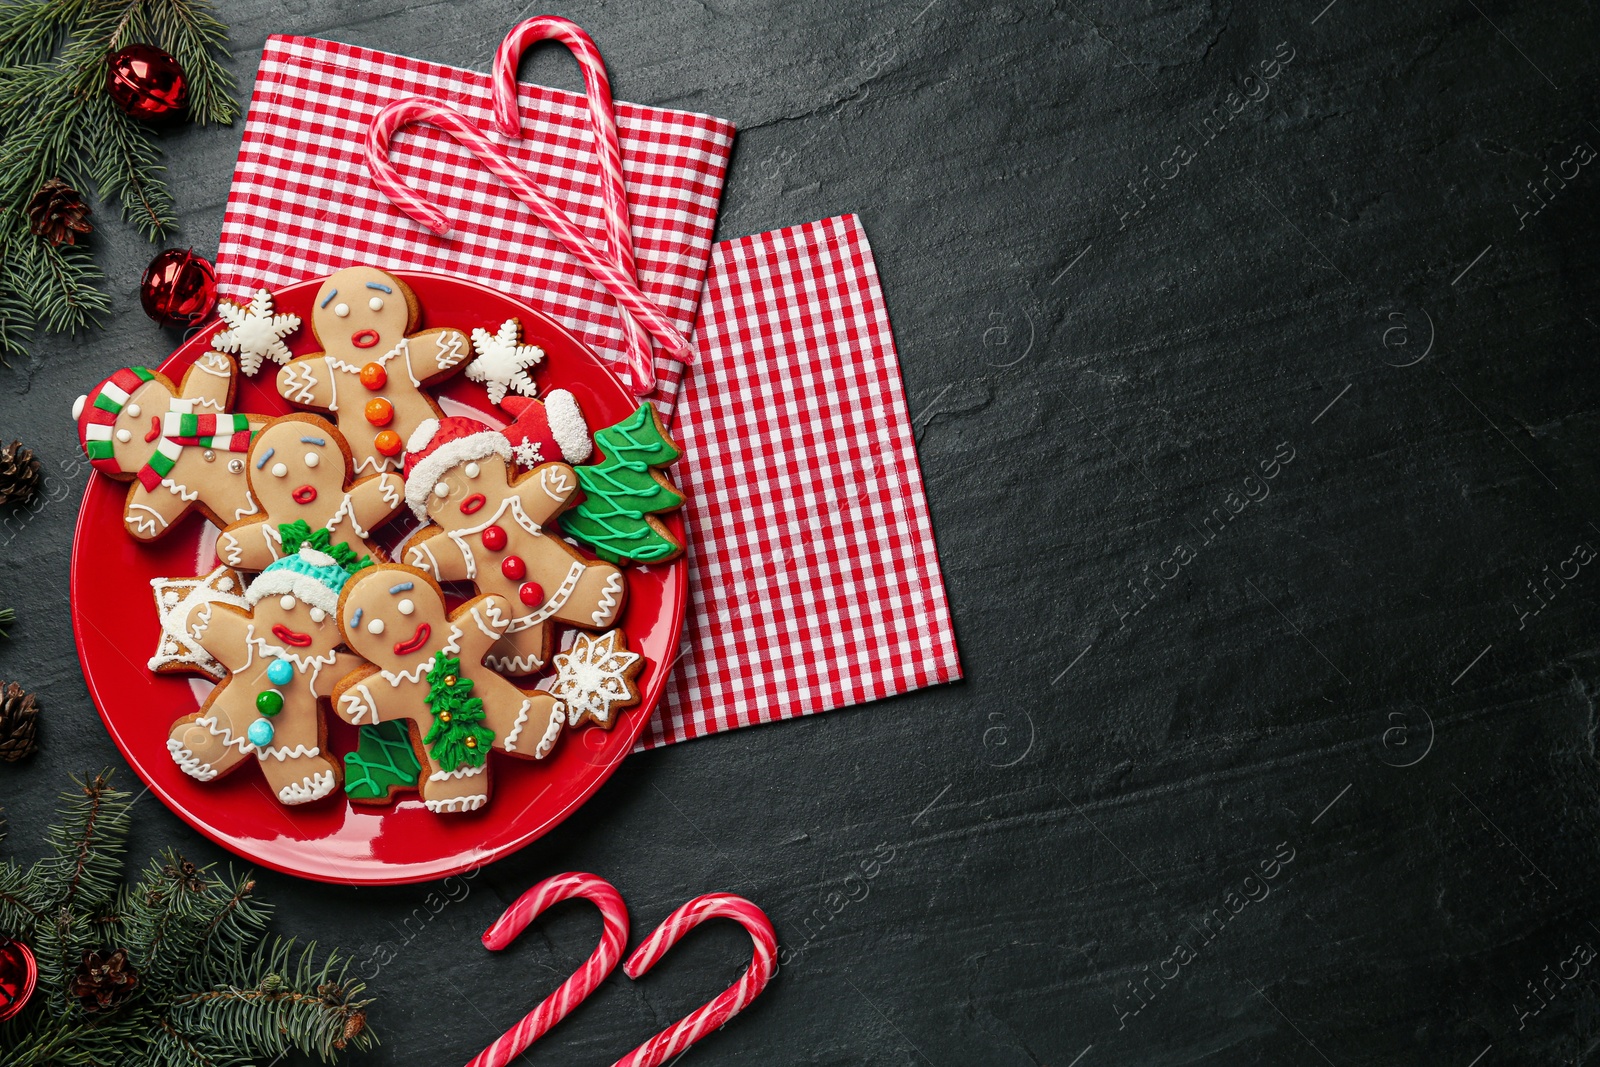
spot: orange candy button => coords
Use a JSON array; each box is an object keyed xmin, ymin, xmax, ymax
[
  {"xmin": 365, "ymin": 397, "xmax": 394, "ymax": 426},
  {"xmin": 359, "ymin": 362, "xmax": 387, "ymax": 390},
  {"xmin": 374, "ymin": 430, "xmax": 403, "ymax": 456}
]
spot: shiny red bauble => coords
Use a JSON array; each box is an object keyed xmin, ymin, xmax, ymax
[
  {"xmin": 502, "ymin": 555, "xmax": 527, "ymax": 580},
  {"xmin": 140, "ymin": 248, "xmax": 217, "ymax": 327},
  {"xmin": 518, "ymin": 581, "xmax": 544, "ymax": 606},
  {"xmin": 106, "ymin": 44, "xmax": 188, "ymax": 122},
  {"xmin": 481, "ymin": 525, "xmax": 508, "ymax": 551},
  {"xmin": 0, "ymin": 937, "xmax": 37, "ymax": 1022}
]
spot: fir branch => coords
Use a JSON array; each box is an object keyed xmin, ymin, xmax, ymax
[
  {"xmin": 169, "ymin": 940, "xmax": 376, "ymax": 1061},
  {"xmin": 40, "ymin": 770, "xmax": 128, "ymax": 917},
  {"xmin": 83, "ymin": 91, "xmax": 173, "ymax": 236},
  {"xmin": 0, "ymin": 0, "xmax": 98, "ymax": 66},
  {"xmin": 147, "ymin": 0, "xmax": 236, "ymax": 125}
]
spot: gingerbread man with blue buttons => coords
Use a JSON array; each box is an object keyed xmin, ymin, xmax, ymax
[
  {"xmin": 275, "ymin": 267, "xmax": 472, "ymax": 477},
  {"xmin": 165, "ymin": 544, "xmax": 369, "ymax": 806}
]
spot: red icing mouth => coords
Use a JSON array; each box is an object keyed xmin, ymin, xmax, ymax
[
  {"xmin": 144, "ymin": 415, "xmax": 160, "ymax": 443},
  {"xmin": 272, "ymin": 624, "xmax": 312, "ymax": 647},
  {"xmin": 291, "ymin": 484, "xmax": 318, "ymax": 505},
  {"xmin": 351, "ymin": 329, "xmax": 380, "ymax": 349},
  {"xmin": 392, "ymin": 623, "xmax": 431, "ymax": 656},
  {"xmin": 460, "ymin": 493, "xmax": 485, "ymax": 515}
]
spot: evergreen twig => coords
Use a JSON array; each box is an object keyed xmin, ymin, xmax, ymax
[
  {"xmin": 0, "ymin": 0, "xmax": 237, "ymax": 362},
  {"xmin": 0, "ymin": 771, "xmax": 377, "ymax": 1064}
]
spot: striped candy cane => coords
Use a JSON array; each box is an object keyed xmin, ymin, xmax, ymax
[
  {"xmin": 364, "ymin": 97, "xmax": 694, "ymax": 384},
  {"xmin": 609, "ymin": 893, "xmax": 778, "ymax": 1067},
  {"xmin": 492, "ymin": 17, "xmax": 655, "ymax": 396},
  {"xmin": 464, "ymin": 872, "xmax": 630, "ymax": 1067}
]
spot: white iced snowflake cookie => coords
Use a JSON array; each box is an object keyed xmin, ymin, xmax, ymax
[
  {"xmin": 540, "ymin": 628, "xmax": 644, "ymax": 729},
  {"xmin": 148, "ymin": 566, "xmax": 248, "ymax": 680},
  {"xmin": 467, "ymin": 318, "xmax": 545, "ymax": 405},
  {"xmin": 213, "ymin": 288, "xmax": 302, "ymax": 376}
]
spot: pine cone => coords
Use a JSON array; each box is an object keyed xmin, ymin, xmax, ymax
[
  {"xmin": 0, "ymin": 441, "xmax": 41, "ymax": 507},
  {"xmin": 0, "ymin": 683, "xmax": 38, "ymax": 762},
  {"xmin": 27, "ymin": 179, "xmax": 93, "ymax": 247},
  {"xmin": 71, "ymin": 948, "xmax": 139, "ymax": 1012}
]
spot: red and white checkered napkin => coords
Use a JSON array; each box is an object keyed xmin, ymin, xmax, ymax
[
  {"xmin": 214, "ymin": 35, "xmax": 735, "ymax": 414},
  {"xmin": 643, "ymin": 215, "xmax": 963, "ymax": 748}
]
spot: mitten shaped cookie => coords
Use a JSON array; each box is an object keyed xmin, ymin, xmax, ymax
[
  {"xmin": 331, "ymin": 564, "xmax": 568, "ymax": 814},
  {"xmin": 72, "ymin": 353, "xmax": 267, "ymax": 541},
  {"xmin": 216, "ymin": 414, "xmax": 404, "ymax": 571},
  {"xmin": 399, "ymin": 416, "xmax": 625, "ymax": 676},
  {"xmin": 275, "ymin": 267, "xmax": 470, "ymax": 476},
  {"xmin": 165, "ymin": 544, "xmax": 370, "ymax": 806}
]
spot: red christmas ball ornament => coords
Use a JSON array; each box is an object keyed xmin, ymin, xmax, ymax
[
  {"xmin": 0, "ymin": 937, "xmax": 37, "ymax": 1023},
  {"xmin": 106, "ymin": 44, "xmax": 188, "ymax": 122},
  {"xmin": 140, "ymin": 248, "xmax": 217, "ymax": 327}
]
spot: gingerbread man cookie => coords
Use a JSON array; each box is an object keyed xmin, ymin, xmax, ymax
[
  {"xmin": 216, "ymin": 414, "xmax": 405, "ymax": 572},
  {"xmin": 165, "ymin": 544, "xmax": 369, "ymax": 806},
  {"xmin": 275, "ymin": 267, "xmax": 471, "ymax": 476},
  {"xmin": 72, "ymin": 354, "xmax": 267, "ymax": 541},
  {"xmin": 400, "ymin": 416, "xmax": 625, "ymax": 676},
  {"xmin": 331, "ymin": 564, "xmax": 567, "ymax": 814}
]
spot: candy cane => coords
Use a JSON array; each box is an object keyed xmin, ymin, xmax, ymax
[
  {"xmin": 492, "ymin": 17, "xmax": 655, "ymax": 395},
  {"xmin": 464, "ymin": 872, "xmax": 630, "ymax": 1067},
  {"xmin": 609, "ymin": 893, "xmax": 778, "ymax": 1067},
  {"xmin": 364, "ymin": 98, "xmax": 694, "ymax": 383}
]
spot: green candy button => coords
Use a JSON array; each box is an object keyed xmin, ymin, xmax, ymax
[{"xmin": 256, "ymin": 689, "xmax": 284, "ymax": 717}]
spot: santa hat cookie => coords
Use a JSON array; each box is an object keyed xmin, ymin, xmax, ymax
[
  {"xmin": 501, "ymin": 391, "xmax": 592, "ymax": 467},
  {"xmin": 402, "ymin": 416, "xmax": 512, "ymax": 520}
]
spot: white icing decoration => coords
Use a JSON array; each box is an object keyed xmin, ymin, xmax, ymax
[
  {"xmin": 160, "ymin": 478, "xmax": 199, "ymax": 502},
  {"xmin": 271, "ymin": 462, "xmax": 287, "ymax": 477},
  {"xmin": 427, "ymin": 764, "xmax": 486, "ymax": 782},
  {"xmin": 367, "ymin": 618, "xmax": 385, "ymax": 634},
  {"xmin": 282, "ymin": 362, "xmax": 318, "ymax": 405},
  {"xmin": 465, "ymin": 462, "xmax": 479, "ymax": 478},
  {"xmin": 279, "ymin": 594, "xmax": 296, "ymax": 610},
  {"xmin": 369, "ymin": 296, "xmax": 384, "ymax": 311},
  {"xmin": 398, "ymin": 598, "xmax": 414, "ymax": 615},
  {"xmin": 214, "ymin": 289, "xmax": 301, "ymax": 376},
  {"xmin": 304, "ymin": 451, "xmax": 319, "ymax": 467},
  {"xmin": 167, "ymin": 737, "xmax": 219, "ymax": 781},
  {"xmin": 592, "ymin": 570, "xmax": 624, "ymax": 626},
  {"xmin": 116, "ymin": 428, "xmax": 131, "ymax": 443},
  {"xmin": 510, "ymin": 439, "xmax": 544, "ymax": 467},
  {"xmin": 425, "ymin": 794, "xmax": 488, "ymax": 813},
  {"xmin": 434, "ymin": 332, "xmax": 467, "ymax": 370},
  {"xmin": 127, "ymin": 403, "xmax": 141, "ymax": 418},
  {"xmin": 148, "ymin": 567, "xmax": 246, "ymax": 679},
  {"xmin": 467, "ymin": 318, "xmax": 544, "ymax": 404},
  {"xmin": 278, "ymin": 769, "xmax": 336, "ymax": 804},
  {"xmin": 334, "ymin": 302, "xmax": 349, "ymax": 317},
  {"xmin": 544, "ymin": 390, "xmax": 592, "ymax": 464}
]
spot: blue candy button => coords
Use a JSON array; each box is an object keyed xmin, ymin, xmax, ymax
[
  {"xmin": 246, "ymin": 718, "xmax": 275, "ymax": 747},
  {"xmin": 266, "ymin": 658, "xmax": 294, "ymax": 685}
]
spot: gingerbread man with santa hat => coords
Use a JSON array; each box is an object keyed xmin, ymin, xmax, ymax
[{"xmin": 400, "ymin": 398, "xmax": 624, "ymax": 676}]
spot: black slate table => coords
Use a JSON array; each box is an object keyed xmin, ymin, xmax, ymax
[{"xmin": 4, "ymin": 1, "xmax": 1600, "ymax": 1063}]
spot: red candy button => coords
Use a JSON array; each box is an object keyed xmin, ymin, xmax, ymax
[
  {"xmin": 481, "ymin": 525, "xmax": 507, "ymax": 551},
  {"xmin": 518, "ymin": 581, "xmax": 544, "ymax": 607},
  {"xmin": 359, "ymin": 362, "xmax": 387, "ymax": 390},
  {"xmin": 364, "ymin": 397, "xmax": 394, "ymax": 426},
  {"xmin": 502, "ymin": 555, "xmax": 527, "ymax": 580}
]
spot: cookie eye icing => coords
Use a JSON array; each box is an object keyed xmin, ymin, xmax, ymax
[
  {"xmin": 270, "ymin": 462, "xmax": 288, "ymax": 478},
  {"xmin": 387, "ymin": 582, "xmax": 414, "ymax": 594},
  {"xmin": 464, "ymin": 462, "xmax": 480, "ymax": 479},
  {"xmin": 398, "ymin": 598, "xmax": 415, "ymax": 615},
  {"xmin": 116, "ymin": 429, "xmax": 132, "ymax": 443},
  {"xmin": 309, "ymin": 606, "xmax": 327, "ymax": 623},
  {"xmin": 433, "ymin": 481, "xmax": 449, "ymax": 498},
  {"xmin": 366, "ymin": 617, "xmax": 385, "ymax": 635},
  {"xmin": 334, "ymin": 303, "xmax": 350, "ymax": 317},
  {"xmin": 255, "ymin": 446, "xmax": 275, "ymax": 470},
  {"xmin": 350, "ymin": 607, "xmax": 363, "ymax": 628},
  {"xmin": 320, "ymin": 288, "xmax": 338, "ymax": 309},
  {"xmin": 365, "ymin": 282, "xmax": 393, "ymax": 293},
  {"xmin": 279, "ymin": 594, "xmax": 296, "ymax": 610},
  {"xmin": 368, "ymin": 297, "xmax": 384, "ymax": 311},
  {"xmin": 304, "ymin": 452, "xmax": 320, "ymax": 468},
  {"xmin": 127, "ymin": 403, "xmax": 141, "ymax": 418},
  {"xmin": 299, "ymin": 436, "xmax": 327, "ymax": 445}
]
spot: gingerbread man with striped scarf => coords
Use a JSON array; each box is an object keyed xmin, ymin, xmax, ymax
[{"xmin": 72, "ymin": 352, "xmax": 269, "ymax": 541}]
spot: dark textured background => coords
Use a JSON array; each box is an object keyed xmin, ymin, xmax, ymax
[{"xmin": 4, "ymin": 0, "xmax": 1600, "ymax": 1063}]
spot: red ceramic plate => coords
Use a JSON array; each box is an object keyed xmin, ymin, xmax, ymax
[{"xmin": 71, "ymin": 272, "xmax": 686, "ymax": 885}]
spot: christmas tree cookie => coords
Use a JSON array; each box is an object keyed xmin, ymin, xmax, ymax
[{"xmin": 563, "ymin": 402, "xmax": 686, "ymax": 564}]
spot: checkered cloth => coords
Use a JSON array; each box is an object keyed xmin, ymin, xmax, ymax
[
  {"xmin": 214, "ymin": 39, "xmax": 961, "ymax": 746},
  {"xmin": 642, "ymin": 215, "xmax": 962, "ymax": 747},
  {"xmin": 215, "ymin": 34, "xmax": 735, "ymax": 414}
]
